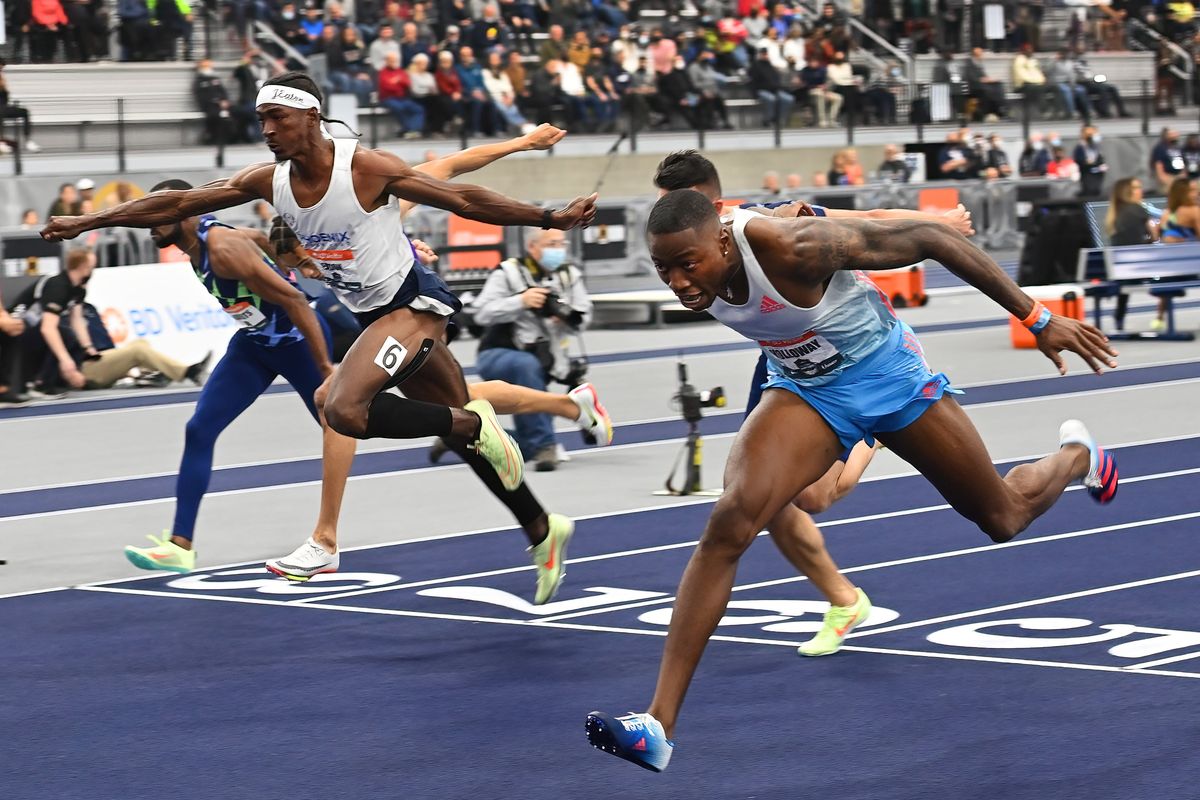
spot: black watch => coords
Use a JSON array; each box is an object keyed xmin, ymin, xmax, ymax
[{"xmin": 541, "ymin": 208, "xmax": 554, "ymax": 230}]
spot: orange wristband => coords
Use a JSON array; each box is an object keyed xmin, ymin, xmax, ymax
[{"xmin": 1020, "ymin": 301, "xmax": 1047, "ymax": 329}]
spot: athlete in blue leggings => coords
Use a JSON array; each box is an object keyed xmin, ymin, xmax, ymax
[{"xmin": 123, "ymin": 179, "xmax": 357, "ymax": 579}]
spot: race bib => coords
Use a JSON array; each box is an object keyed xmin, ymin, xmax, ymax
[
  {"xmin": 759, "ymin": 331, "xmax": 845, "ymax": 380},
  {"xmin": 225, "ymin": 301, "xmax": 268, "ymax": 330}
]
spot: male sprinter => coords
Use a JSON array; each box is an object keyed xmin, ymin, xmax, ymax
[
  {"xmin": 45, "ymin": 72, "xmax": 596, "ymax": 604},
  {"xmin": 123, "ymin": 180, "xmax": 357, "ymax": 578},
  {"xmin": 585, "ymin": 189, "xmax": 1119, "ymax": 771}
]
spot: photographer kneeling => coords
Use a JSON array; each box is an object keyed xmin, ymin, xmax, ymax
[{"xmin": 470, "ymin": 228, "xmax": 594, "ymax": 472}]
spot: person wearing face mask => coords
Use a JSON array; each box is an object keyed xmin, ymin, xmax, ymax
[
  {"xmin": 985, "ymin": 134, "xmax": 1012, "ymax": 178},
  {"xmin": 686, "ymin": 48, "xmax": 733, "ymax": 129},
  {"xmin": 1182, "ymin": 133, "xmax": 1200, "ymax": 179},
  {"xmin": 748, "ymin": 45, "xmax": 794, "ymax": 128},
  {"xmin": 1073, "ymin": 125, "xmax": 1108, "ymax": 198},
  {"xmin": 1151, "ymin": 127, "xmax": 1186, "ymax": 192},
  {"xmin": 470, "ymin": 228, "xmax": 595, "ymax": 472},
  {"xmin": 1018, "ymin": 132, "xmax": 1051, "ymax": 177}
]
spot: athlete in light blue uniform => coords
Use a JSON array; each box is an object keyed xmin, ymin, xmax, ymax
[
  {"xmin": 587, "ymin": 187, "xmax": 1121, "ymax": 773},
  {"xmin": 123, "ymin": 179, "xmax": 356, "ymax": 578}
]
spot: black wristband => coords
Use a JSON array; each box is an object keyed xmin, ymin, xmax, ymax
[{"xmin": 541, "ymin": 208, "xmax": 554, "ymax": 229}]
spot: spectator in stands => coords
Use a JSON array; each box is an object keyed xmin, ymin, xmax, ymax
[
  {"xmin": 1097, "ymin": 1, "xmax": 1128, "ymax": 50},
  {"xmin": 21, "ymin": 209, "xmax": 40, "ymax": 228},
  {"xmin": 624, "ymin": 54, "xmax": 667, "ymax": 130},
  {"xmin": 1166, "ymin": 0, "xmax": 1197, "ymax": 42},
  {"xmin": 408, "ymin": 53, "xmax": 443, "ymax": 135},
  {"xmin": 1183, "ymin": 132, "xmax": 1200, "ymax": 178},
  {"xmin": 232, "ymin": 49, "xmax": 268, "ymax": 142},
  {"xmin": 468, "ymin": 227, "xmax": 593, "ymax": 472},
  {"xmin": 785, "ymin": 172, "xmax": 803, "ymax": 189},
  {"xmin": 436, "ymin": 24, "xmax": 464, "ymax": 63},
  {"xmin": 825, "ymin": 50, "xmax": 860, "ymax": 122},
  {"xmin": 74, "ymin": 177, "xmax": 94, "ymax": 212},
  {"xmin": 1071, "ymin": 47, "xmax": 1131, "ymax": 118},
  {"xmin": 378, "ymin": 50, "xmax": 424, "ymax": 138},
  {"xmin": 483, "ymin": 49, "xmax": 535, "ymax": 134},
  {"xmin": 932, "ymin": 48, "xmax": 967, "ymax": 116},
  {"xmin": 369, "ymin": 23, "xmax": 400, "ymax": 69},
  {"xmin": 193, "ymin": 59, "xmax": 238, "ymax": 145},
  {"xmin": 400, "ymin": 21, "xmax": 433, "ymax": 67},
  {"xmin": 1073, "ymin": 125, "xmax": 1108, "ymax": 197},
  {"xmin": 862, "ymin": 61, "xmax": 901, "ymax": 125},
  {"xmin": 1160, "ymin": 176, "xmax": 1200, "ymax": 242},
  {"xmin": 938, "ymin": 129, "xmax": 974, "ymax": 180},
  {"xmin": 1046, "ymin": 140, "xmax": 1080, "ymax": 182},
  {"xmin": 657, "ymin": 54, "xmax": 705, "ymax": 129},
  {"xmin": 0, "ymin": 60, "xmax": 41, "ymax": 154},
  {"xmin": 47, "ymin": 183, "xmax": 77, "ymax": 219},
  {"xmin": 828, "ymin": 147, "xmax": 865, "ymax": 186},
  {"xmin": 458, "ymin": 46, "xmax": 499, "ymax": 135},
  {"xmin": 567, "ymin": 28, "xmax": 592, "ymax": 71},
  {"xmin": 1106, "ymin": 177, "xmax": 1157, "ymax": 247},
  {"xmin": 762, "ymin": 170, "xmax": 782, "ymax": 195},
  {"xmin": 505, "ymin": 49, "xmax": 531, "ymax": 112},
  {"xmin": 1018, "ymin": 132, "xmax": 1050, "ymax": 177},
  {"xmin": 529, "ymin": 57, "xmax": 566, "ymax": 126},
  {"xmin": 29, "ymin": 0, "xmax": 69, "ymax": 62},
  {"xmin": 273, "ymin": 3, "xmax": 310, "ymax": 54},
  {"xmin": 434, "ymin": 49, "xmax": 466, "ymax": 130},
  {"xmin": 328, "ymin": 26, "xmax": 376, "ymax": 105},
  {"xmin": 1048, "ymin": 49, "xmax": 1092, "ymax": 123},
  {"xmin": 557, "ymin": 54, "xmax": 597, "ymax": 131},
  {"xmin": 811, "ymin": 170, "xmax": 829, "ymax": 187},
  {"xmin": 985, "ymin": 132, "xmax": 1012, "ymax": 178},
  {"xmin": 797, "ymin": 54, "xmax": 841, "ymax": 128},
  {"xmin": 1011, "ymin": 43, "xmax": 1047, "ymax": 118},
  {"xmin": 749, "ymin": 45, "xmax": 794, "ymax": 128},
  {"xmin": 781, "ymin": 23, "xmax": 807, "ymax": 71},
  {"xmin": 0, "ymin": 285, "xmax": 27, "ymax": 405},
  {"xmin": 499, "ymin": 0, "xmax": 537, "ymax": 54},
  {"xmin": 152, "ymin": 0, "xmax": 192, "ymax": 61},
  {"xmin": 539, "ymin": 23, "xmax": 569, "ymax": 65},
  {"xmin": 300, "ymin": 5, "xmax": 325, "ymax": 54},
  {"xmin": 63, "ymin": 0, "xmax": 110, "ymax": 63},
  {"xmin": 1155, "ymin": 39, "xmax": 1177, "ymax": 115},
  {"xmin": 583, "ymin": 45, "xmax": 620, "ymax": 133},
  {"xmin": 963, "ymin": 47, "xmax": 1006, "ymax": 122},
  {"xmin": 687, "ymin": 48, "xmax": 733, "ymax": 130},
  {"xmin": 757, "ymin": 25, "xmax": 788, "ymax": 72},
  {"xmin": 647, "ymin": 29, "xmax": 677, "ymax": 75},
  {"xmin": 1151, "ymin": 127, "xmax": 1185, "ymax": 192},
  {"xmin": 878, "ymin": 143, "xmax": 912, "ymax": 183}
]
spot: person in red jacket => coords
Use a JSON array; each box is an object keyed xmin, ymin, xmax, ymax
[
  {"xmin": 30, "ymin": 0, "xmax": 70, "ymax": 62},
  {"xmin": 377, "ymin": 51, "xmax": 425, "ymax": 138}
]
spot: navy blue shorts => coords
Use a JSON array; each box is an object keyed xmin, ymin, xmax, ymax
[{"xmin": 353, "ymin": 263, "xmax": 463, "ymax": 329}]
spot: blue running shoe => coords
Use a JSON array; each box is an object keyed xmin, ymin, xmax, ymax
[
  {"xmin": 1060, "ymin": 420, "xmax": 1118, "ymax": 504},
  {"xmin": 585, "ymin": 711, "xmax": 674, "ymax": 772}
]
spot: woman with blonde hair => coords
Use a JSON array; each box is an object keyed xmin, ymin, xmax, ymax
[
  {"xmin": 1105, "ymin": 177, "xmax": 1156, "ymax": 246},
  {"xmin": 407, "ymin": 52, "xmax": 441, "ymax": 135}
]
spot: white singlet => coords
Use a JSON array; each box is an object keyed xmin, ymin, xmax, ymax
[
  {"xmin": 707, "ymin": 207, "xmax": 899, "ymax": 386},
  {"xmin": 271, "ymin": 138, "xmax": 415, "ymax": 313}
]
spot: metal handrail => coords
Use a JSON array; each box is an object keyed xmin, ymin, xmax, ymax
[
  {"xmin": 1126, "ymin": 18, "xmax": 1193, "ymax": 83},
  {"xmin": 253, "ymin": 21, "xmax": 310, "ymax": 71}
]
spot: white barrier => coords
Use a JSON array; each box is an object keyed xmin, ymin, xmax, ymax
[{"xmin": 86, "ymin": 262, "xmax": 237, "ymax": 363}]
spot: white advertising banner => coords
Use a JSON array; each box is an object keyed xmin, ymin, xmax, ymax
[{"xmin": 86, "ymin": 262, "xmax": 237, "ymax": 363}]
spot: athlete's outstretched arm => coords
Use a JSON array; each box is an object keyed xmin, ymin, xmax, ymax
[
  {"xmin": 205, "ymin": 226, "xmax": 335, "ymax": 377},
  {"xmin": 758, "ymin": 201, "xmax": 975, "ymax": 236},
  {"xmin": 41, "ymin": 163, "xmax": 274, "ymax": 241},
  {"xmin": 367, "ymin": 149, "xmax": 597, "ymax": 229},
  {"xmin": 399, "ymin": 124, "xmax": 566, "ymax": 217},
  {"xmin": 754, "ymin": 216, "xmax": 1118, "ymax": 374}
]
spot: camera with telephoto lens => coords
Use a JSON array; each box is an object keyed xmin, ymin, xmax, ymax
[
  {"xmin": 674, "ymin": 360, "xmax": 725, "ymax": 424},
  {"xmin": 536, "ymin": 291, "xmax": 584, "ymax": 326}
]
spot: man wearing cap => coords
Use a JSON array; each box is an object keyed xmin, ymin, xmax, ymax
[{"xmin": 74, "ymin": 179, "xmax": 95, "ymax": 214}]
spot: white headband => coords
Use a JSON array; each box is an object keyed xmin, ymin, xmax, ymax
[{"xmin": 256, "ymin": 85, "xmax": 321, "ymax": 110}]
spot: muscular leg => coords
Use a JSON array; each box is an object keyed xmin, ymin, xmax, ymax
[
  {"xmin": 766, "ymin": 504, "xmax": 858, "ymax": 606},
  {"xmin": 646, "ymin": 389, "xmax": 843, "ymax": 737},
  {"xmin": 469, "ymin": 379, "xmax": 580, "ymax": 421},
  {"xmin": 878, "ymin": 395, "xmax": 1088, "ymax": 543},
  {"xmin": 323, "ymin": 307, "xmax": 549, "ymax": 545}
]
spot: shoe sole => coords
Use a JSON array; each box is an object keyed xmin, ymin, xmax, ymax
[
  {"xmin": 265, "ymin": 563, "xmax": 339, "ymax": 582},
  {"xmin": 124, "ymin": 549, "xmax": 192, "ymax": 574},
  {"xmin": 585, "ymin": 712, "xmax": 666, "ymax": 773}
]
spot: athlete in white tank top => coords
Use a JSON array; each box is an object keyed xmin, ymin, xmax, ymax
[
  {"xmin": 272, "ymin": 138, "xmax": 417, "ymax": 314},
  {"xmin": 707, "ymin": 207, "xmax": 898, "ymax": 386}
]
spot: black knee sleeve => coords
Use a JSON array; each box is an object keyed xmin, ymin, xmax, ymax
[{"xmin": 364, "ymin": 392, "xmax": 454, "ymax": 439}]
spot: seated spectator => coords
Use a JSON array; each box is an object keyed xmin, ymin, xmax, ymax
[
  {"xmin": 408, "ymin": 53, "xmax": 443, "ymax": 135},
  {"xmin": 686, "ymin": 48, "xmax": 733, "ymax": 130},
  {"xmin": 528, "ymin": 57, "xmax": 566, "ymax": 125},
  {"xmin": 369, "ymin": 23, "xmax": 401, "ymax": 70},
  {"xmin": 1045, "ymin": 141, "xmax": 1080, "ymax": 182},
  {"xmin": 231, "ymin": 49, "xmax": 268, "ymax": 142},
  {"xmin": 0, "ymin": 60, "xmax": 40, "ymax": 153},
  {"xmin": 1071, "ymin": 48, "xmax": 1131, "ymax": 118},
  {"xmin": 378, "ymin": 51, "xmax": 424, "ymax": 138},
  {"xmin": 505, "ymin": 49, "xmax": 531, "ymax": 113},
  {"xmin": 749, "ymin": 46, "xmax": 794, "ymax": 128},
  {"xmin": 757, "ymin": 26, "xmax": 788, "ymax": 72},
  {"xmin": 646, "ymin": 29, "xmax": 677, "ymax": 76},
  {"xmin": 567, "ymin": 29, "xmax": 592, "ymax": 71},
  {"xmin": 797, "ymin": 55, "xmax": 841, "ymax": 128},
  {"xmin": 1018, "ymin": 132, "xmax": 1051, "ymax": 177},
  {"xmin": 398, "ymin": 21, "xmax": 431, "ymax": 67},
  {"xmin": 469, "ymin": 228, "xmax": 595, "ymax": 471},
  {"xmin": 0, "ymin": 286, "xmax": 27, "ymax": 404},
  {"xmin": 1011, "ymin": 43, "xmax": 1047, "ymax": 118},
  {"xmin": 624, "ymin": 54, "xmax": 668, "ymax": 130},
  {"xmin": 938, "ymin": 129, "xmax": 974, "ymax": 179},
  {"xmin": 1097, "ymin": 1, "xmax": 1128, "ymax": 50},
  {"xmin": 193, "ymin": 59, "xmax": 239, "ymax": 145},
  {"xmin": 1048, "ymin": 49, "xmax": 1092, "ymax": 123},
  {"xmin": 862, "ymin": 62, "xmax": 900, "ymax": 125},
  {"xmin": 557, "ymin": 56, "xmax": 599, "ymax": 131},
  {"xmin": 825, "ymin": 50, "xmax": 860, "ymax": 121},
  {"xmin": 762, "ymin": 170, "xmax": 782, "ymax": 195},
  {"xmin": 434, "ymin": 50, "xmax": 466, "ymax": 130},
  {"xmin": 878, "ymin": 143, "xmax": 912, "ymax": 183},
  {"xmin": 273, "ymin": 2, "xmax": 310, "ymax": 54},
  {"xmin": 781, "ymin": 23, "xmax": 807, "ymax": 71},
  {"xmin": 539, "ymin": 23, "xmax": 570, "ymax": 65},
  {"xmin": 985, "ymin": 133, "xmax": 1013, "ymax": 179},
  {"xmin": 483, "ymin": 49, "xmax": 535, "ymax": 134},
  {"xmin": 1159, "ymin": 176, "xmax": 1200, "ymax": 242},
  {"xmin": 583, "ymin": 45, "xmax": 620, "ymax": 133},
  {"xmin": 1074, "ymin": 125, "xmax": 1108, "ymax": 197},
  {"xmin": 1106, "ymin": 177, "xmax": 1156, "ymax": 247},
  {"xmin": 74, "ymin": 177, "xmax": 95, "ymax": 212},
  {"xmin": 963, "ymin": 47, "xmax": 1006, "ymax": 122},
  {"xmin": 328, "ymin": 26, "xmax": 376, "ymax": 105},
  {"xmin": 457, "ymin": 46, "xmax": 499, "ymax": 136},
  {"xmin": 657, "ymin": 55, "xmax": 703, "ymax": 130},
  {"xmin": 299, "ymin": 5, "xmax": 325, "ymax": 55},
  {"xmin": 499, "ymin": 0, "xmax": 537, "ymax": 54},
  {"xmin": 827, "ymin": 147, "xmax": 865, "ymax": 186},
  {"xmin": 932, "ymin": 49, "xmax": 968, "ymax": 117}
]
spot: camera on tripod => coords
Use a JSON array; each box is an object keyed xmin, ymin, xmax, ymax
[{"xmin": 674, "ymin": 360, "xmax": 725, "ymax": 424}]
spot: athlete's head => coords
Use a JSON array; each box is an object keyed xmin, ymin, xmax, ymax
[
  {"xmin": 147, "ymin": 179, "xmax": 195, "ymax": 248},
  {"xmin": 256, "ymin": 71, "xmax": 327, "ymax": 160},
  {"xmin": 646, "ymin": 189, "xmax": 734, "ymax": 312},
  {"xmin": 653, "ymin": 150, "xmax": 723, "ymax": 214}
]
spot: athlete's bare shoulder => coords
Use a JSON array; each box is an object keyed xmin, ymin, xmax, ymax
[
  {"xmin": 349, "ymin": 145, "xmax": 413, "ymax": 179},
  {"xmin": 219, "ymin": 161, "xmax": 277, "ymax": 202}
]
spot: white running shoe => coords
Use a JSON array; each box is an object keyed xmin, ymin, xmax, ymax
[
  {"xmin": 569, "ymin": 383, "xmax": 613, "ymax": 446},
  {"xmin": 266, "ymin": 537, "xmax": 340, "ymax": 581},
  {"xmin": 25, "ymin": 140, "xmax": 41, "ymax": 153}
]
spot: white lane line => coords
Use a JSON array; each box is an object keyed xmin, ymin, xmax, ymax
[
  {"xmin": 0, "ymin": 585, "xmax": 71, "ymax": 601},
  {"xmin": 1124, "ymin": 651, "xmax": 1200, "ymax": 670},
  {"xmin": 70, "ymin": 585, "xmax": 1200, "ymax": 681},
  {"xmin": 848, "ymin": 568, "xmax": 1200, "ymax": 639}
]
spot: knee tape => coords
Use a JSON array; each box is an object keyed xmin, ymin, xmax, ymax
[{"xmin": 377, "ymin": 337, "xmax": 435, "ymax": 391}]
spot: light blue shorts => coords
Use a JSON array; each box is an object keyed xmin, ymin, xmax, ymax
[{"xmin": 762, "ymin": 321, "xmax": 959, "ymax": 456}]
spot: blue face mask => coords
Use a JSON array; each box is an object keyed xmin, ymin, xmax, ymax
[{"xmin": 539, "ymin": 247, "xmax": 567, "ymax": 270}]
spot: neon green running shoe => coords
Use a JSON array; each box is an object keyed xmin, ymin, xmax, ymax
[
  {"xmin": 124, "ymin": 533, "xmax": 196, "ymax": 574},
  {"xmin": 530, "ymin": 513, "xmax": 574, "ymax": 604},
  {"xmin": 465, "ymin": 398, "xmax": 524, "ymax": 492},
  {"xmin": 797, "ymin": 588, "xmax": 871, "ymax": 657}
]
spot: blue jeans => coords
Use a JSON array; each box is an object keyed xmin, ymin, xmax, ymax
[
  {"xmin": 382, "ymin": 97, "xmax": 425, "ymax": 133},
  {"xmin": 758, "ymin": 90, "xmax": 793, "ymax": 126},
  {"xmin": 476, "ymin": 347, "xmax": 556, "ymax": 460}
]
